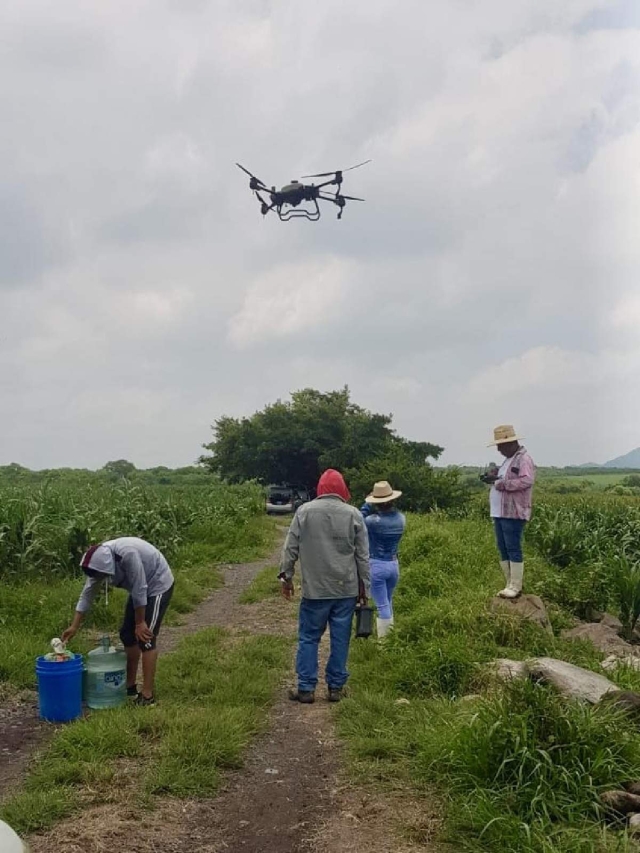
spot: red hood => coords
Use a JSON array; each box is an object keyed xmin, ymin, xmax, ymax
[{"xmin": 317, "ymin": 469, "xmax": 350, "ymax": 502}]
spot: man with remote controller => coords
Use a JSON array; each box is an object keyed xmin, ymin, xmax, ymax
[{"xmin": 480, "ymin": 425, "xmax": 536, "ymax": 600}]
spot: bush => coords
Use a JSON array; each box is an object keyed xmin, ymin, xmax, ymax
[{"xmin": 346, "ymin": 450, "xmax": 469, "ymax": 512}]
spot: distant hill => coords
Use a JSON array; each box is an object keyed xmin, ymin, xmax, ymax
[{"xmin": 603, "ymin": 448, "xmax": 640, "ymax": 469}]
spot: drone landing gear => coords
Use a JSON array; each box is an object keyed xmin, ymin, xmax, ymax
[{"xmin": 277, "ymin": 199, "xmax": 321, "ymax": 222}]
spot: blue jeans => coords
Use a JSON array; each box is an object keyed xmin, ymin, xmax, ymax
[
  {"xmin": 296, "ymin": 597, "xmax": 357, "ymax": 692},
  {"xmin": 493, "ymin": 518, "xmax": 526, "ymax": 563},
  {"xmin": 370, "ymin": 558, "xmax": 399, "ymax": 619}
]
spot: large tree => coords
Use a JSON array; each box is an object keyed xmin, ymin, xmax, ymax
[{"xmin": 200, "ymin": 387, "xmax": 443, "ymax": 489}]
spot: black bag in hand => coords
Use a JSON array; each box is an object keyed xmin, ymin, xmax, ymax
[{"xmin": 354, "ymin": 605, "xmax": 374, "ymax": 639}]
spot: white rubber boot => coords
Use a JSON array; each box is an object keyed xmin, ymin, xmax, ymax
[
  {"xmin": 497, "ymin": 561, "xmax": 511, "ymax": 597},
  {"xmin": 377, "ymin": 617, "xmax": 392, "ymax": 639},
  {"xmin": 501, "ymin": 562, "xmax": 523, "ymax": 599}
]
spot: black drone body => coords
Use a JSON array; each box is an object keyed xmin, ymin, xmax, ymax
[{"xmin": 236, "ymin": 159, "xmax": 371, "ymax": 221}]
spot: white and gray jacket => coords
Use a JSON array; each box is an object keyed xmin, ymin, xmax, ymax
[{"xmin": 76, "ymin": 537, "xmax": 174, "ymax": 612}]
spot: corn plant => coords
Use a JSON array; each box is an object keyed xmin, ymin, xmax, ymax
[{"xmin": 611, "ymin": 551, "xmax": 640, "ymax": 641}]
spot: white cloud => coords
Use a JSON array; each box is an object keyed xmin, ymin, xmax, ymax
[
  {"xmin": 1, "ymin": 0, "xmax": 639, "ymax": 468},
  {"xmin": 227, "ymin": 258, "xmax": 353, "ymax": 348}
]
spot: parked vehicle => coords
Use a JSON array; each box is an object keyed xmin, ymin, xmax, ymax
[{"xmin": 265, "ymin": 484, "xmax": 311, "ymax": 515}]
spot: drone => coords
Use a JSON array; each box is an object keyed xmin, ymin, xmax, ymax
[{"xmin": 236, "ymin": 159, "xmax": 371, "ymax": 221}]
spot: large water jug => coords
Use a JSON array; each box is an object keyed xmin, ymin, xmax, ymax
[
  {"xmin": 36, "ymin": 653, "xmax": 83, "ymax": 722},
  {"xmin": 85, "ymin": 635, "xmax": 127, "ymax": 710}
]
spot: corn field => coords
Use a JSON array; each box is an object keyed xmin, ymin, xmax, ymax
[
  {"xmin": 525, "ymin": 495, "xmax": 640, "ymax": 630},
  {"xmin": 0, "ymin": 478, "xmax": 265, "ymax": 580}
]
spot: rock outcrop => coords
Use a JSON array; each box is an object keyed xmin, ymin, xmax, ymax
[
  {"xmin": 527, "ymin": 658, "xmax": 619, "ymax": 704},
  {"xmin": 488, "ymin": 657, "xmax": 620, "ymax": 704},
  {"xmin": 561, "ymin": 622, "xmax": 634, "ymax": 657},
  {"xmin": 490, "ymin": 594, "xmax": 553, "ymax": 635}
]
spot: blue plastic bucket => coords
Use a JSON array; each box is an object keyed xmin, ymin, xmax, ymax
[{"xmin": 35, "ymin": 654, "xmax": 84, "ymax": 723}]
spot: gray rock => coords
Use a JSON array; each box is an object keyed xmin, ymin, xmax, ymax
[
  {"xmin": 528, "ymin": 657, "xmax": 619, "ymax": 704},
  {"xmin": 488, "ymin": 659, "xmax": 529, "ymax": 681},
  {"xmin": 600, "ymin": 613, "xmax": 624, "ymax": 632},
  {"xmin": 625, "ymin": 782, "xmax": 640, "ymax": 796},
  {"xmin": 601, "ymin": 790, "xmax": 640, "ymax": 815},
  {"xmin": 629, "ymin": 813, "xmax": 640, "ymax": 837},
  {"xmin": 490, "ymin": 594, "xmax": 553, "ymax": 635},
  {"xmin": 601, "ymin": 654, "xmax": 640, "ymax": 673},
  {"xmin": 562, "ymin": 622, "xmax": 633, "ymax": 656},
  {"xmin": 599, "ymin": 690, "xmax": 640, "ymax": 720}
]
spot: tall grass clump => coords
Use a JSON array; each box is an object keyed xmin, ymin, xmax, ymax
[
  {"xmin": 338, "ymin": 513, "xmax": 640, "ymax": 852},
  {"xmin": 418, "ymin": 681, "xmax": 640, "ymax": 851}
]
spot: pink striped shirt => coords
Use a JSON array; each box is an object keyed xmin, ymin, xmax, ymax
[{"xmin": 492, "ymin": 447, "xmax": 535, "ymax": 521}]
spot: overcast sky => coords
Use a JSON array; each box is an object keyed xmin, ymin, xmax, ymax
[{"xmin": 1, "ymin": 0, "xmax": 639, "ymax": 469}]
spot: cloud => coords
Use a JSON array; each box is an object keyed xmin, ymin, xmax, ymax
[
  {"xmin": 0, "ymin": 0, "xmax": 639, "ymax": 469},
  {"xmin": 227, "ymin": 258, "xmax": 354, "ymax": 348}
]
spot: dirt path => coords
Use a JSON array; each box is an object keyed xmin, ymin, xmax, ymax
[
  {"xmin": 21, "ymin": 535, "xmax": 441, "ymax": 853},
  {"xmin": 0, "ymin": 688, "xmax": 48, "ymax": 804},
  {"xmin": 0, "ymin": 543, "xmax": 284, "ymax": 807}
]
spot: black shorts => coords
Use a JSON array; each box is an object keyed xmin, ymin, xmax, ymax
[{"xmin": 120, "ymin": 584, "xmax": 174, "ymax": 651}]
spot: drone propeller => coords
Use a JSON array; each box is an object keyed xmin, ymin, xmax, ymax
[
  {"xmin": 319, "ymin": 193, "xmax": 365, "ymax": 202},
  {"xmin": 301, "ymin": 159, "xmax": 372, "ymax": 179},
  {"xmin": 236, "ymin": 163, "xmax": 269, "ymax": 191}
]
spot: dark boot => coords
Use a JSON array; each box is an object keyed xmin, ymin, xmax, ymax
[
  {"xmin": 327, "ymin": 687, "xmax": 343, "ymax": 703},
  {"xmin": 289, "ymin": 689, "xmax": 315, "ymax": 704}
]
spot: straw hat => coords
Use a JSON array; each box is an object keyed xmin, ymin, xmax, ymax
[
  {"xmin": 366, "ymin": 481, "xmax": 402, "ymax": 503},
  {"xmin": 487, "ymin": 424, "xmax": 523, "ymax": 447}
]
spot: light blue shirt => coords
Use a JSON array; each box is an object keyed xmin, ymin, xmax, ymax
[{"xmin": 360, "ymin": 504, "xmax": 406, "ymax": 560}]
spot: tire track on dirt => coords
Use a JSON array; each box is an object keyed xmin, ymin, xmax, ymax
[
  {"xmin": 0, "ymin": 542, "xmax": 283, "ymax": 807},
  {"xmin": 25, "ymin": 529, "xmax": 444, "ymax": 853}
]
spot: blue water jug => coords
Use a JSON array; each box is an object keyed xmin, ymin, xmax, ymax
[
  {"xmin": 85, "ymin": 635, "xmax": 127, "ymax": 710},
  {"xmin": 36, "ymin": 654, "xmax": 83, "ymax": 723}
]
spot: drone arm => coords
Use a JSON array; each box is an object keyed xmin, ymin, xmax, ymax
[
  {"xmin": 255, "ymin": 191, "xmax": 276, "ymax": 217},
  {"xmin": 315, "ymin": 177, "xmax": 341, "ymax": 191},
  {"xmin": 318, "ymin": 193, "xmax": 346, "ymax": 219}
]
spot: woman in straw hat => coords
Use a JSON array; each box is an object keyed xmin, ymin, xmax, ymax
[
  {"xmin": 484, "ymin": 425, "xmax": 536, "ymax": 599},
  {"xmin": 360, "ymin": 481, "xmax": 406, "ymax": 638}
]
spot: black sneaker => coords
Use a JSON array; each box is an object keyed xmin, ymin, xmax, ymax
[
  {"xmin": 327, "ymin": 688, "xmax": 343, "ymax": 703},
  {"xmin": 288, "ymin": 689, "xmax": 315, "ymax": 704},
  {"xmin": 134, "ymin": 693, "xmax": 156, "ymax": 706},
  {"xmin": 127, "ymin": 685, "xmax": 138, "ymax": 697}
]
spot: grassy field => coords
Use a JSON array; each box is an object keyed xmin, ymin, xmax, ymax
[
  {"xmin": 0, "ymin": 478, "xmax": 274, "ymax": 688},
  {"xmin": 2, "ymin": 629, "xmax": 291, "ymax": 833},
  {"xmin": 339, "ymin": 509, "xmax": 640, "ymax": 853},
  {"xmin": 0, "ymin": 474, "xmax": 292, "ymax": 834},
  {"xmin": 5, "ymin": 470, "xmax": 640, "ymax": 850}
]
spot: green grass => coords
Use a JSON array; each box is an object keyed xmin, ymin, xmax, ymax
[
  {"xmin": 337, "ymin": 514, "xmax": 640, "ymax": 852},
  {"xmin": 1, "ymin": 627, "xmax": 292, "ymax": 833},
  {"xmin": 238, "ymin": 564, "xmax": 281, "ymax": 604},
  {"xmin": 0, "ymin": 515, "xmax": 278, "ymax": 689},
  {"xmin": 538, "ymin": 473, "xmax": 628, "ymax": 489}
]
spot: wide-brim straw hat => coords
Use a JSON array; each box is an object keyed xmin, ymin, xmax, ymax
[
  {"xmin": 366, "ymin": 480, "xmax": 402, "ymax": 503},
  {"xmin": 487, "ymin": 424, "xmax": 523, "ymax": 447}
]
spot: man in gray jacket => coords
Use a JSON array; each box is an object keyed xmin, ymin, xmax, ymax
[
  {"xmin": 62, "ymin": 537, "xmax": 175, "ymax": 705},
  {"xmin": 279, "ymin": 469, "xmax": 370, "ymax": 704}
]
